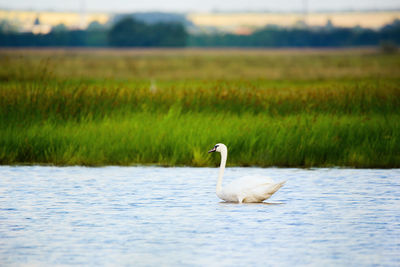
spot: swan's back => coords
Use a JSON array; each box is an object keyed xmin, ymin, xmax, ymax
[{"xmin": 224, "ymin": 175, "xmax": 274, "ymax": 192}]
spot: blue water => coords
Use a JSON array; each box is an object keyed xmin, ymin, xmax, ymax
[{"xmin": 0, "ymin": 166, "xmax": 399, "ymax": 266}]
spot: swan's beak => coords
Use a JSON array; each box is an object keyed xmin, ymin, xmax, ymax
[{"xmin": 208, "ymin": 147, "xmax": 216, "ymax": 153}]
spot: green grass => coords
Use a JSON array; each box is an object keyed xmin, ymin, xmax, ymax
[{"xmin": 0, "ymin": 48, "xmax": 399, "ymax": 167}]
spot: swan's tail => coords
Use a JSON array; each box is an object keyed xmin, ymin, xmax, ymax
[
  {"xmin": 257, "ymin": 180, "xmax": 286, "ymax": 201},
  {"xmin": 270, "ymin": 180, "xmax": 286, "ymax": 194}
]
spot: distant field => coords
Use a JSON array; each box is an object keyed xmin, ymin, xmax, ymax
[
  {"xmin": 188, "ymin": 11, "xmax": 400, "ymax": 30},
  {"xmin": 0, "ymin": 48, "xmax": 399, "ymax": 167},
  {"xmin": 0, "ymin": 9, "xmax": 109, "ymax": 31}
]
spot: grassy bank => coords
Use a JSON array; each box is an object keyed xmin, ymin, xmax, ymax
[{"xmin": 0, "ymin": 49, "xmax": 399, "ymax": 167}]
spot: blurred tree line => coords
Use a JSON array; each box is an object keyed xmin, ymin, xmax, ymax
[
  {"xmin": 0, "ymin": 17, "xmax": 399, "ymax": 48},
  {"xmin": 108, "ymin": 18, "xmax": 187, "ymax": 46},
  {"xmin": 0, "ymin": 17, "xmax": 187, "ymax": 47},
  {"xmin": 189, "ymin": 20, "xmax": 400, "ymax": 48}
]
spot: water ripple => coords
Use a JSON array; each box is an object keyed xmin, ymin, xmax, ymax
[{"xmin": 0, "ymin": 166, "xmax": 399, "ymax": 266}]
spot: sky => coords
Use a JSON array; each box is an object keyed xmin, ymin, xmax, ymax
[{"xmin": 0, "ymin": 0, "xmax": 399, "ymax": 13}]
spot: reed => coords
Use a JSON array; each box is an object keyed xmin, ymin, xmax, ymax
[
  {"xmin": 0, "ymin": 49, "xmax": 399, "ymax": 167},
  {"xmin": 0, "ymin": 112, "xmax": 398, "ymax": 167}
]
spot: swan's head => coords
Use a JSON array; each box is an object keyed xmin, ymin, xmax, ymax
[{"xmin": 208, "ymin": 143, "xmax": 227, "ymax": 153}]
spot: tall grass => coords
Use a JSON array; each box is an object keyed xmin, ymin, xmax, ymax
[
  {"xmin": 0, "ymin": 49, "xmax": 399, "ymax": 167},
  {"xmin": 1, "ymin": 79, "xmax": 399, "ymax": 121},
  {"xmin": 1, "ymin": 112, "xmax": 398, "ymax": 167}
]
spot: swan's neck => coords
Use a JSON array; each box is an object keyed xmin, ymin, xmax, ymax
[{"xmin": 217, "ymin": 148, "xmax": 227, "ymax": 194}]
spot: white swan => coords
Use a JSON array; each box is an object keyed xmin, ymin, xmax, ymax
[{"xmin": 208, "ymin": 143, "xmax": 286, "ymax": 203}]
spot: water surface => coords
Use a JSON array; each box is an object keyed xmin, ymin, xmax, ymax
[{"xmin": 0, "ymin": 167, "xmax": 399, "ymax": 266}]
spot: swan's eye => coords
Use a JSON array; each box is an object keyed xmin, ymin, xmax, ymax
[{"xmin": 215, "ymin": 145, "xmax": 219, "ymax": 148}]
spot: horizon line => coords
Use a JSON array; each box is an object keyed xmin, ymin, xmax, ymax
[{"xmin": 1, "ymin": 7, "xmax": 400, "ymax": 15}]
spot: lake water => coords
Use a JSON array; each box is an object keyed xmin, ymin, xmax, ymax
[{"xmin": 0, "ymin": 166, "xmax": 399, "ymax": 266}]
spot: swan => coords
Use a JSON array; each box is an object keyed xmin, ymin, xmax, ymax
[{"xmin": 208, "ymin": 143, "xmax": 286, "ymax": 203}]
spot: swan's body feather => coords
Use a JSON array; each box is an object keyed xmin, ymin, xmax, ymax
[
  {"xmin": 209, "ymin": 143, "xmax": 285, "ymax": 203},
  {"xmin": 219, "ymin": 178, "xmax": 286, "ymax": 203}
]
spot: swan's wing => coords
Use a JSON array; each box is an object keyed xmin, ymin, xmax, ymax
[{"xmin": 224, "ymin": 176, "xmax": 285, "ymax": 202}]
